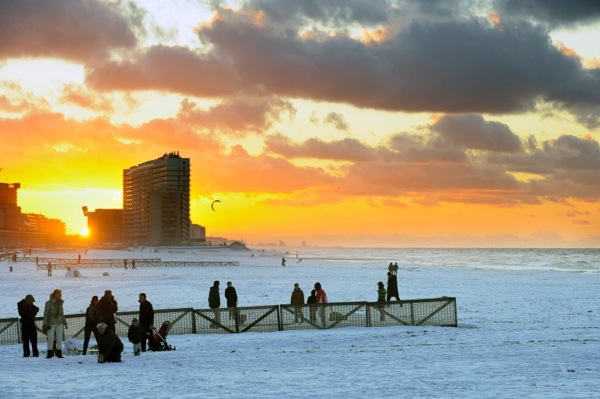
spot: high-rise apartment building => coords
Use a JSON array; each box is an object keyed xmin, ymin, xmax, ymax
[{"xmin": 123, "ymin": 152, "xmax": 191, "ymax": 245}]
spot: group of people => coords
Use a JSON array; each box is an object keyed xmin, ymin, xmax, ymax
[
  {"xmin": 17, "ymin": 289, "xmax": 156, "ymax": 363},
  {"xmin": 375, "ymin": 263, "xmax": 402, "ymax": 321},
  {"xmin": 290, "ymin": 282, "xmax": 328, "ymax": 323}
]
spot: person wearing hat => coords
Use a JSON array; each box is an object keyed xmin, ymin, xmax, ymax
[
  {"xmin": 96, "ymin": 290, "xmax": 118, "ymax": 331},
  {"xmin": 82, "ymin": 295, "xmax": 99, "ymax": 355},
  {"xmin": 17, "ymin": 294, "xmax": 40, "ymax": 357},
  {"xmin": 43, "ymin": 289, "xmax": 67, "ymax": 358}
]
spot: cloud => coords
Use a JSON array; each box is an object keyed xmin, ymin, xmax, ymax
[
  {"xmin": 265, "ymin": 134, "xmax": 376, "ymax": 162},
  {"xmin": 497, "ymin": 0, "xmax": 600, "ymax": 28},
  {"xmin": 431, "ymin": 114, "xmax": 523, "ymax": 152},
  {"xmin": 0, "ymin": 82, "xmax": 50, "ymax": 114},
  {"xmin": 84, "ymin": 4, "xmax": 600, "ymax": 128},
  {"xmin": 59, "ymin": 84, "xmax": 114, "ymax": 112},
  {"xmin": 177, "ymin": 96, "xmax": 295, "ymax": 134},
  {"xmin": 323, "ymin": 112, "xmax": 349, "ymax": 131},
  {"xmin": 0, "ymin": 0, "xmax": 139, "ymax": 62}
]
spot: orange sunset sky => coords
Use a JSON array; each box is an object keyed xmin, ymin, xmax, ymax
[{"xmin": 1, "ymin": 0, "xmax": 599, "ymax": 247}]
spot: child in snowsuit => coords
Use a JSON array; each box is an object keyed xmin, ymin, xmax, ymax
[{"xmin": 128, "ymin": 318, "xmax": 144, "ymax": 356}]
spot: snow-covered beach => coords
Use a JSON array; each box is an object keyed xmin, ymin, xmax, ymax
[{"xmin": 1, "ymin": 247, "xmax": 598, "ymax": 399}]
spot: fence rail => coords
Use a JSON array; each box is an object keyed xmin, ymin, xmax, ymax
[
  {"xmin": 30, "ymin": 259, "xmax": 239, "ymax": 269},
  {"xmin": 1, "ymin": 297, "xmax": 457, "ymax": 346}
]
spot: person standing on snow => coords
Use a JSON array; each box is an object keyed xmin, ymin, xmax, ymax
[
  {"xmin": 97, "ymin": 290, "xmax": 118, "ymax": 331},
  {"xmin": 82, "ymin": 295, "xmax": 99, "ymax": 355},
  {"xmin": 290, "ymin": 283, "xmax": 305, "ymax": 323},
  {"xmin": 224, "ymin": 282, "xmax": 238, "ymax": 321},
  {"xmin": 138, "ymin": 293, "xmax": 154, "ymax": 352},
  {"xmin": 18, "ymin": 294, "xmax": 39, "ymax": 357},
  {"xmin": 43, "ymin": 289, "xmax": 67, "ymax": 358},
  {"xmin": 208, "ymin": 281, "xmax": 221, "ymax": 327}
]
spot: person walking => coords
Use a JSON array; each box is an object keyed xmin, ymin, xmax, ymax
[
  {"xmin": 208, "ymin": 281, "xmax": 221, "ymax": 327},
  {"xmin": 97, "ymin": 290, "xmax": 118, "ymax": 331},
  {"xmin": 386, "ymin": 272, "xmax": 400, "ymax": 302},
  {"xmin": 46, "ymin": 262, "xmax": 52, "ymax": 277},
  {"xmin": 290, "ymin": 283, "xmax": 305, "ymax": 323},
  {"xmin": 43, "ymin": 289, "xmax": 67, "ymax": 358},
  {"xmin": 17, "ymin": 294, "xmax": 39, "ymax": 357},
  {"xmin": 224, "ymin": 282, "xmax": 238, "ymax": 321},
  {"xmin": 377, "ymin": 281, "xmax": 387, "ymax": 321},
  {"xmin": 138, "ymin": 293, "xmax": 154, "ymax": 352},
  {"xmin": 82, "ymin": 295, "xmax": 99, "ymax": 355}
]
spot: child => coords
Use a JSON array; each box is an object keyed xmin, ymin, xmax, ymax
[{"xmin": 128, "ymin": 318, "xmax": 144, "ymax": 356}]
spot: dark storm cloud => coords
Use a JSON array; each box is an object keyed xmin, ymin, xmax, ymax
[
  {"xmin": 0, "ymin": 0, "xmax": 139, "ymax": 62},
  {"xmin": 498, "ymin": 0, "xmax": 600, "ymax": 28}
]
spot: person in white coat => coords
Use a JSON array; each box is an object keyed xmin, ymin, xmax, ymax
[{"xmin": 43, "ymin": 289, "xmax": 67, "ymax": 358}]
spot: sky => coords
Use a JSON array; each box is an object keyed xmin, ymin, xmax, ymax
[{"xmin": 1, "ymin": 0, "xmax": 600, "ymax": 247}]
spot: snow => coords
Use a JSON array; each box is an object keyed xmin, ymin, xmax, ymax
[{"xmin": 1, "ymin": 247, "xmax": 599, "ymax": 399}]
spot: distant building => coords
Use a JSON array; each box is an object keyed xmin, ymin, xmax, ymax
[
  {"xmin": 87, "ymin": 209, "xmax": 123, "ymax": 244},
  {"xmin": 123, "ymin": 152, "xmax": 191, "ymax": 245},
  {"xmin": 190, "ymin": 223, "xmax": 206, "ymax": 243},
  {"xmin": 0, "ymin": 182, "xmax": 22, "ymax": 231},
  {"xmin": 0, "ymin": 182, "xmax": 65, "ymax": 247}
]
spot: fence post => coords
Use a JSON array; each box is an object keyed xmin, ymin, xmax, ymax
[
  {"xmin": 277, "ymin": 305, "xmax": 282, "ymax": 331},
  {"xmin": 366, "ymin": 303, "xmax": 372, "ymax": 327}
]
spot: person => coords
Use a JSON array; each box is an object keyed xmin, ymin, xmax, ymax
[
  {"xmin": 96, "ymin": 290, "xmax": 118, "ymax": 331},
  {"xmin": 17, "ymin": 294, "xmax": 39, "ymax": 357},
  {"xmin": 43, "ymin": 289, "xmax": 67, "ymax": 358},
  {"xmin": 123, "ymin": 259, "xmax": 128, "ymax": 270},
  {"xmin": 96, "ymin": 322, "xmax": 124, "ymax": 363},
  {"xmin": 314, "ymin": 282, "xmax": 327, "ymax": 322},
  {"xmin": 131, "ymin": 259, "xmax": 137, "ymax": 270},
  {"xmin": 290, "ymin": 283, "xmax": 305, "ymax": 323},
  {"xmin": 386, "ymin": 272, "xmax": 400, "ymax": 302},
  {"xmin": 47, "ymin": 261, "xmax": 52, "ymax": 277},
  {"xmin": 208, "ymin": 281, "xmax": 221, "ymax": 326},
  {"xmin": 128, "ymin": 318, "xmax": 144, "ymax": 356},
  {"xmin": 389, "ymin": 262, "xmax": 398, "ymax": 275},
  {"xmin": 82, "ymin": 295, "xmax": 99, "ymax": 355},
  {"xmin": 224, "ymin": 282, "xmax": 238, "ymax": 321},
  {"xmin": 306, "ymin": 289, "xmax": 317, "ymax": 323},
  {"xmin": 138, "ymin": 293, "xmax": 154, "ymax": 352},
  {"xmin": 77, "ymin": 254, "xmax": 81, "ymax": 264},
  {"xmin": 281, "ymin": 257, "xmax": 286, "ymax": 267},
  {"xmin": 377, "ymin": 281, "xmax": 387, "ymax": 321}
]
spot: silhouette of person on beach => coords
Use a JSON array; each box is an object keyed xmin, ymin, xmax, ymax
[
  {"xmin": 386, "ymin": 272, "xmax": 400, "ymax": 302},
  {"xmin": 281, "ymin": 257, "xmax": 286, "ymax": 267}
]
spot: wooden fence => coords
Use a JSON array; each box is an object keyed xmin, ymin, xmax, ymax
[{"xmin": 0, "ymin": 297, "xmax": 456, "ymax": 346}]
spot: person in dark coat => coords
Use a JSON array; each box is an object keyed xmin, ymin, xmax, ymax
[
  {"xmin": 97, "ymin": 322, "xmax": 124, "ymax": 363},
  {"xmin": 208, "ymin": 281, "xmax": 221, "ymax": 326},
  {"xmin": 377, "ymin": 281, "xmax": 387, "ymax": 321},
  {"xmin": 128, "ymin": 318, "xmax": 144, "ymax": 356},
  {"xmin": 386, "ymin": 272, "xmax": 400, "ymax": 301},
  {"xmin": 138, "ymin": 293, "xmax": 154, "ymax": 352},
  {"xmin": 82, "ymin": 295, "xmax": 99, "ymax": 355},
  {"xmin": 224, "ymin": 281, "xmax": 238, "ymax": 320},
  {"xmin": 96, "ymin": 290, "xmax": 118, "ymax": 331},
  {"xmin": 17, "ymin": 294, "xmax": 39, "ymax": 357},
  {"xmin": 306, "ymin": 289, "xmax": 317, "ymax": 323},
  {"xmin": 290, "ymin": 283, "xmax": 305, "ymax": 323}
]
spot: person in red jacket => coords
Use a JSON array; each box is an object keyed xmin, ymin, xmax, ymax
[{"xmin": 314, "ymin": 282, "xmax": 327, "ymax": 323}]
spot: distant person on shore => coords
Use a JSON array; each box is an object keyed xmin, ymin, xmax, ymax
[
  {"xmin": 43, "ymin": 289, "xmax": 67, "ymax": 358},
  {"xmin": 290, "ymin": 283, "xmax": 305, "ymax": 323},
  {"xmin": 377, "ymin": 281, "xmax": 387, "ymax": 321},
  {"xmin": 389, "ymin": 262, "xmax": 398, "ymax": 275},
  {"xmin": 314, "ymin": 282, "xmax": 327, "ymax": 322},
  {"xmin": 123, "ymin": 259, "xmax": 128, "ymax": 270},
  {"xmin": 138, "ymin": 293, "xmax": 154, "ymax": 352},
  {"xmin": 17, "ymin": 294, "xmax": 39, "ymax": 357},
  {"xmin": 97, "ymin": 322, "xmax": 124, "ymax": 363},
  {"xmin": 307, "ymin": 289, "xmax": 317, "ymax": 323},
  {"xmin": 225, "ymin": 281, "xmax": 238, "ymax": 321},
  {"xmin": 131, "ymin": 259, "xmax": 137, "ymax": 270},
  {"xmin": 281, "ymin": 257, "xmax": 286, "ymax": 267},
  {"xmin": 47, "ymin": 262, "xmax": 52, "ymax": 277},
  {"xmin": 386, "ymin": 272, "xmax": 400, "ymax": 302},
  {"xmin": 82, "ymin": 295, "xmax": 99, "ymax": 355},
  {"xmin": 97, "ymin": 290, "xmax": 118, "ymax": 331},
  {"xmin": 208, "ymin": 281, "xmax": 221, "ymax": 327}
]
